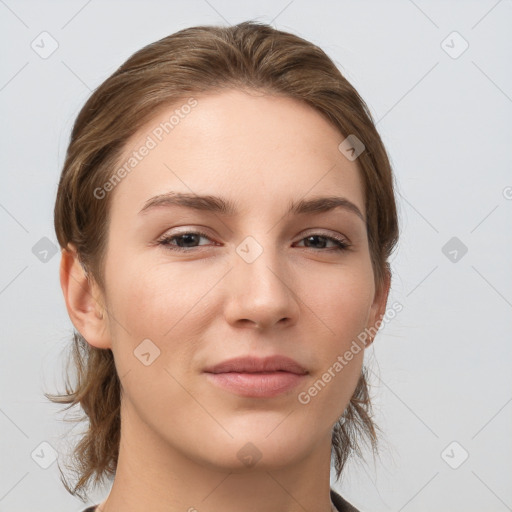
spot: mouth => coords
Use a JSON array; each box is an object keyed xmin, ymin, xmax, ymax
[{"xmin": 203, "ymin": 355, "xmax": 308, "ymax": 398}]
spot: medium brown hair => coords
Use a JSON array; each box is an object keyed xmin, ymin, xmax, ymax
[{"xmin": 47, "ymin": 20, "xmax": 399, "ymax": 501}]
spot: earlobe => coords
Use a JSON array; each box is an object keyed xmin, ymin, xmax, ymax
[{"xmin": 59, "ymin": 243, "xmax": 111, "ymax": 349}]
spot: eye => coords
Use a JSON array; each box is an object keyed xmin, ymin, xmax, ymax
[
  {"xmin": 157, "ymin": 230, "xmax": 214, "ymax": 252},
  {"xmin": 157, "ymin": 230, "xmax": 350, "ymax": 253},
  {"xmin": 294, "ymin": 234, "xmax": 350, "ymax": 252}
]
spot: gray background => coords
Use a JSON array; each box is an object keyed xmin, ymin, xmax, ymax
[{"xmin": 1, "ymin": 1, "xmax": 511, "ymax": 511}]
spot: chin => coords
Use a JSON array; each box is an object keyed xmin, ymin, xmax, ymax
[{"xmin": 194, "ymin": 426, "xmax": 314, "ymax": 472}]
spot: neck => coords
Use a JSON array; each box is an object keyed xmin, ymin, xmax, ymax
[{"xmin": 98, "ymin": 400, "xmax": 337, "ymax": 512}]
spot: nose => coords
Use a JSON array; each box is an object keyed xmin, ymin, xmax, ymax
[{"xmin": 222, "ymin": 239, "xmax": 300, "ymax": 331}]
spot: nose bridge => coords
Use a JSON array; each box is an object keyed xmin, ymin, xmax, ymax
[
  {"xmin": 236, "ymin": 233, "xmax": 290, "ymax": 297},
  {"xmin": 225, "ymin": 233, "xmax": 298, "ymax": 328}
]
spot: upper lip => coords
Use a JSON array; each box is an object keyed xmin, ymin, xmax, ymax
[{"xmin": 204, "ymin": 355, "xmax": 308, "ymax": 375}]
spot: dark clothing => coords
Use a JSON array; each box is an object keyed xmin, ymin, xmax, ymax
[
  {"xmin": 81, "ymin": 488, "xmax": 360, "ymax": 511},
  {"xmin": 331, "ymin": 488, "xmax": 361, "ymax": 511}
]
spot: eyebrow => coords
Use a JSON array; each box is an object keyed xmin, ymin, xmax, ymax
[{"xmin": 138, "ymin": 192, "xmax": 365, "ymax": 222}]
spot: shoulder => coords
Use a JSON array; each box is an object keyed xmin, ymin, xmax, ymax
[{"xmin": 330, "ymin": 488, "xmax": 362, "ymax": 512}]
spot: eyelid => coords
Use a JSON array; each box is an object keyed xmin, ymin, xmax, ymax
[
  {"xmin": 300, "ymin": 228, "xmax": 349, "ymax": 244},
  {"xmin": 155, "ymin": 228, "xmax": 214, "ymax": 245}
]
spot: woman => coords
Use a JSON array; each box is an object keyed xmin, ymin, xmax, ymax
[{"xmin": 48, "ymin": 20, "xmax": 399, "ymax": 512}]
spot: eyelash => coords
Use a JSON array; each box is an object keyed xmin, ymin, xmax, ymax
[{"xmin": 156, "ymin": 230, "xmax": 351, "ymax": 253}]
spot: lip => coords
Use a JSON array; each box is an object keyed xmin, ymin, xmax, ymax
[
  {"xmin": 203, "ymin": 355, "xmax": 308, "ymax": 375},
  {"xmin": 203, "ymin": 355, "xmax": 308, "ymax": 398}
]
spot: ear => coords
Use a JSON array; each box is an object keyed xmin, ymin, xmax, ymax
[
  {"xmin": 59, "ymin": 243, "xmax": 112, "ymax": 349},
  {"xmin": 364, "ymin": 267, "xmax": 391, "ymax": 348}
]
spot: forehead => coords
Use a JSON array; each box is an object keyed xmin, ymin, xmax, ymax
[{"xmin": 108, "ymin": 89, "xmax": 365, "ymax": 220}]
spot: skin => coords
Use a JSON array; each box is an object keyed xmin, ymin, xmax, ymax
[{"xmin": 60, "ymin": 88, "xmax": 390, "ymax": 512}]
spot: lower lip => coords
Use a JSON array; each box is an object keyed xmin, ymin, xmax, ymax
[{"xmin": 205, "ymin": 371, "xmax": 306, "ymax": 398}]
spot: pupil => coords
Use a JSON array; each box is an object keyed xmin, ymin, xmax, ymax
[
  {"xmin": 306, "ymin": 235, "xmax": 326, "ymax": 249},
  {"xmin": 180, "ymin": 234, "xmax": 198, "ymax": 247}
]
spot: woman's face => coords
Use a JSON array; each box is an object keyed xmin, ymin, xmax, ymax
[{"xmin": 95, "ymin": 88, "xmax": 388, "ymax": 471}]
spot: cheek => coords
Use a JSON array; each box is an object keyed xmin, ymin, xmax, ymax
[
  {"xmin": 292, "ymin": 260, "xmax": 374, "ymax": 404},
  {"xmin": 107, "ymin": 259, "xmax": 196, "ymax": 332},
  {"xmin": 104, "ymin": 263, "xmax": 204, "ymax": 418},
  {"xmin": 299, "ymin": 277, "xmax": 372, "ymax": 426},
  {"xmin": 105, "ymin": 258, "xmax": 218, "ymax": 379},
  {"xmin": 309, "ymin": 263, "xmax": 375, "ymax": 344}
]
